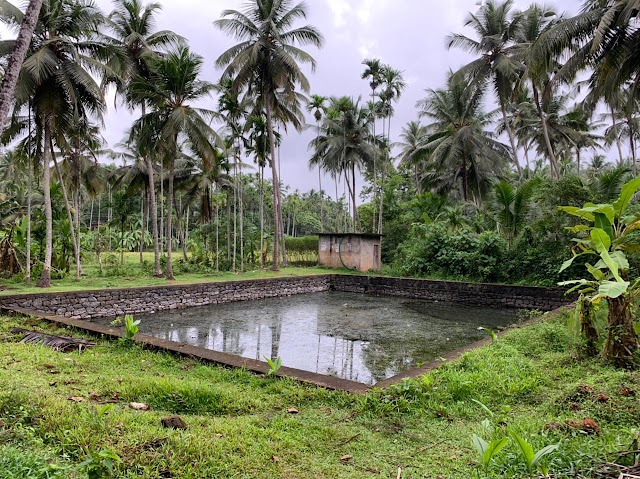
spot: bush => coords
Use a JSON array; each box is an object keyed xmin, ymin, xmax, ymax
[{"xmin": 395, "ymin": 224, "xmax": 508, "ymax": 283}]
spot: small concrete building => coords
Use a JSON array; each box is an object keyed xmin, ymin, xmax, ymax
[{"xmin": 318, "ymin": 233, "xmax": 382, "ymax": 272}]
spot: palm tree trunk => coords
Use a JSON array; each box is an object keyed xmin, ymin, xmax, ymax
[
  {"xmin": 378, "ymin": 115, "xmax": 390, "ymax": 235},
  {"xmin": 0, "ymin": 0, "xmax": 43, "ymax": 128},
  {"xmin": 630, "ymin": 134, "xmax": 637, "ymax": 177},
  {"xmin": 50, "ymin": 143, "xmax": 80, "ymax": 281},
  {"xmin": 165, "ymin": 155, "xmax": 175, "ymax": 280},
  {"xmin": 26, "ymin": 111, "xmax": 32, "ymax": 286},
  {"xmin": 145, "ymin": 156, "xmax": 162, "ymax": 276},
  {"xmin": 576, "ymin": 147, "xmax": 581, "ymax": 174},
  {"xmin": 239, "ymin": 159, "xmax": 244, "ymax": 272},
  {"xmin": 371, "ymin": 88, "xmax": 378, "ymax": 234},
  {"xmin": 352, "ymin": 164, "xmax": 358, "ymax": 231},
  {"xmin": 37, "ymin": 119, "xmax": 53, "ymax": 288},
  {"xmin": 462, "ymin": 155, "xmax": 469, "ymax": 202},
  {"xmin": 611, "ymin": 106, "xmax": 625, "ymax": 166},
  {"xmin": 75, "ymin": 190, "xmax": 81, "ymax": 280},
  {"xmin": 226, "ymin": 189, "xmax": 232, "ymax": 262},
  {"xmin": 232, "ymin": 158, "xmax": 237, "ymax": 272},
  {"xmin": 501, "ymin": 102, "xmax": 522, "ymax": 179},
  {"xmin": 265, "ymin": 99, "xmax": 280, "ymax": 271},
  {"xmin": 215, "ymin": 199, "xmax": 220, "ymax": 272},
  {"xmin": 316, "ymin": 120, "xmax": 324, "ymax": 233},
  {"xmin": 159, "ymin": 162, "xmax": 164, "ymax": 257},
  {"xmin": 259, "ymin": 167, "xmax": 265, "ymax": 267},
  {"xmin": 532, "ymin": 82, "xmax": 559, "ymax": 179},
  {"xmin": 139, "ymin": 190, "xmax": 145, "ymax": 264}
]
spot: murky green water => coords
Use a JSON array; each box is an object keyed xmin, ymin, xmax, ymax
[{"xmin": 107, "ymin": 292, "xmax": 521, "ymax": 385}]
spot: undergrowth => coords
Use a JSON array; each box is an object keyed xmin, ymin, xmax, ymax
[{"xmin": 0, "ymin": 311, "xmax": 638, "ymax": 478}]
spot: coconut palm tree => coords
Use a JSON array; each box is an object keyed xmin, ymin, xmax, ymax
[
  {"xmin": 306, "ymin": 94, "xmax": 327, "ymax": 231},
  {"xmin": 417, "ymin": 72, "xmax": 509, "ymax": 202},
  {"xmin": 447, "ymin": 0, "xmax": 523, "ymax": 177},
  {"xmin": 376, "ymin": 65, "xmax": 406, "ymax": 234},
  {"xmin": 0, "ymin": 0, "xmax": 110, "ymax": 287},
  {"xmin": 397, "ymin": 121, "xmax": 429, "ymax": 194},
  {"xmin": 214, "ymin": 0, "xmax": 324, "ymax": 271},
  {"xmin": 361, "ymin": 58, "xmax": 384, "ymax": 230},
  {"xmin": 309, "ymin": 96, "xmax": 378, "ymax": 229},
  {"xmin": 57, "ymin": 118, "xmax": 106, "ymax": 279},
  {"xmin": 534, "ymin": 0, "xmax": 640, "ymax": 98},
  {"xmin": 0, "ymin": 0, "xmax": 43, "ymax": 129},
  {"xmin": 103, "ymin": 0, "xmax": 183, "ymax": 277},
  {"xmin": 604, "ymin": 86, "xmax": 640, "ymax": 175},
  {"xmin": 128, "ymin": 46, "xmax": 221, "ymax": 280},
  {"xmin": 516, "ymin": 4, "xmax": 561, "ymax": 179}
]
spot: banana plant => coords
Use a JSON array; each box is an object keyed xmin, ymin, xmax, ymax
[{"xmin": 558, "ymin": 177, "xmax": 640, "ymax": 366}]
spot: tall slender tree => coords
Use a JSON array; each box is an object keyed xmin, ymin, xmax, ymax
[
  {"xmin": 104, "ymin": 0, "xmax": 183, "ymax": 277},
  {"xmin": 306, "ymin": 94, "xmax": 327, "ymax": 232},
  {"xmin": 447, "ymin": 0, "xmax": 523, "ymax": 177},
  {"xmin": 215, "ymin": 0, "xmax": 324, "ymax": 271},
  {"xmin": 129, "ymin": 46, "xmax": 221, "ymax": 280},
  {"xmin": 0, "ymin": 0, "xmax": 43, "ymax": 129},
  {"xmin": 0, "ymin": 0, "xmax": 110, "ymax": 287}
]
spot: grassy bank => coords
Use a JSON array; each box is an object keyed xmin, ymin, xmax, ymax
[
  {"xmin": 0, "ymin": 252, "xmax": 339, "ymax": 295},
  {"xmin": 1, "ymin": 310, "xmax": 638, "ymax": 478}
]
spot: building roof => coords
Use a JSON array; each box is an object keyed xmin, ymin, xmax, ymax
[{"xmin": 317, "ymin": 233, "xmax": 383, "ymax": 239}]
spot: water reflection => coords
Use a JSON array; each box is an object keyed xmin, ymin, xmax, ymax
[{"xmin": 95, "ymin": 292, "xmax": 520, "ymax": 385}]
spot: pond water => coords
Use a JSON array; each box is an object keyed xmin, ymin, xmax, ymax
[{"xmin": 101, "ymin": 292, "xmax": 522, "ymax": 385}]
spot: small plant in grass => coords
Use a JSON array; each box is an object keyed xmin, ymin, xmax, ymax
[
  {"xmin": 510, "ymin": 431, "xmax": 558, "ymax": 478},
  {"xmin": 470, "ymin": 400, "xmax": 558, "ymax": 478},
  {"xmin": 478, "ymin": 327, "xmax": 498, "ymax": 343},
  {"xmin": 264, "ymin": 356, "xmax": 282, "ymax": 377},
  {"xmin": 79, "ymin": 449, "xmax": 120, "ymax": 479},
  {"xmin": 472, "ymin": 434, "xmax": 509, "ymax": 478},
  {"xmin": 111, "ymin": 315, "xmax": 140, "ymax": 345}
]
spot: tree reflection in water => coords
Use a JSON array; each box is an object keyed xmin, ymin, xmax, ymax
[{"xmin": 95, "ymin": 292, "xmax": 520, "ymax": 385}]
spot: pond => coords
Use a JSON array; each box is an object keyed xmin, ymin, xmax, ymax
[{"xmin": 98, "ymin": 291, "xmax": 522, "ymax": 385}]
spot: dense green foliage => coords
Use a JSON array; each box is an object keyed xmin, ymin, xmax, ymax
[{"xmin": 0, "ymin": 0, "xmax": 638, "ymax": 288}]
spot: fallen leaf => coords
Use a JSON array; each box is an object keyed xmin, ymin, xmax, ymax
[
  {"xmin": 0, "ymin": 420, "xmax": 4, "ymax": 428},
  {"xmin": 340, "ymin": 455, "xmax": 353, "ymax": 462},
  {"xmin": 271, "ymin": 455, "xmax": 280, "ymax": 462},
  {"xmin": 63, "ymin": 358, "xmax": 73, "ymax": 362},
  {"xmin": 68, "ymin": 396, "xmax": 85, "ymax": 402},
  {"xmin": 214, "ymin": 433, "xmax": 224, "ymax": 438},
  {"xmin": 129, "ymin": 402, "xmax": 150, "ymax": 411},
  {"xmin": 49, "ymin": 381, "xmax": 57, "ymax": 387},
  {"xmin": 596, "ymin": 393, "xmax": 610, "ymax": 403},
  {"xmin": 287, "ymin": 407, "xmax": 299, "ymax": 414}
]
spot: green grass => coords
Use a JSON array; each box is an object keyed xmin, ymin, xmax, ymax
[
  {"xmin": 0, "ymin": 252, "xmax": 340, "ymax": 295},
  {"xmin": 1, "ymin": 310, "xmax": 638, "ymax": 478}
]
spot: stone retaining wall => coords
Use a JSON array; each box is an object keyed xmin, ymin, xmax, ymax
[
  {"xmin": 0, "ymin": 276, "xmax": 332, "ymax": 319},
  {"xmin": 0, "ymin": 275, "xmax": 571, "ymax": 320},
  {"xmin": 330, "ymin": 275, "xmax": 570, "ymax": 311}
]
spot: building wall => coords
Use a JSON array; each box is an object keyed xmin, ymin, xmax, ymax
[{"xmin": 318, "ymin": 235, "xmax": 381, "ymax": 272}]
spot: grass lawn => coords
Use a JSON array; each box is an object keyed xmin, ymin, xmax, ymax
[
  {"xmin": 1, "ymin": 308, "xmax": 639, "ymax": 478},
  {"xmin": 0, "ymin": 252, "xmax": 338, "ymax": 295}
]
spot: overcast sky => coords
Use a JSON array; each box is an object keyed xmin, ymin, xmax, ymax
[{"xmin": 11, "ymin": 0, "xmax": 583, "ymax": 195}]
